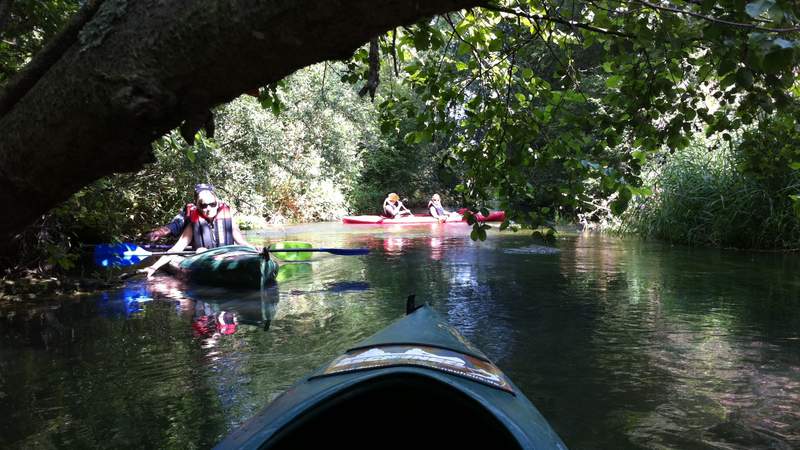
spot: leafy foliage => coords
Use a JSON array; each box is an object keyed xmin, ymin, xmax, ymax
[
  {"xmin": 343, "ymin": 0, "xmax": 800, "ymax": 238},
  {"xmin": 620, "ymin": 137, "xmax": 800, "ymax": 248},
  {"xmin": 0, "ymin": 0, "xmax": 80, "ymax": 84},
  {"xmin": 29, "ymin": 63, "xmax": 379, "ymax": 270}
]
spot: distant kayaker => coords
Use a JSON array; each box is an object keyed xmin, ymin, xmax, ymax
[
  {"xmin": 383, "ymin": 193, "xmax": 413, "ymax": 218},
  {"xmin": 146, "ymin": 183, "xmax": 216, "ymax": 242},
  {"xmin": 428, "ymin": 194, "xmax": 460, "ymax": 223},
  {"xmin": 139, "ymin": 187, "xmax": 257, "ymax": 278}
]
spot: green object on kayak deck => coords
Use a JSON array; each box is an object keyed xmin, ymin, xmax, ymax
[
  {"xmin": 270, "ymin": 241, "xmax": 313, "ymax": 261},
  {"xmin": 169, "ymin": 245, "xmax": 279, "ymax": 289},
  {"xmin": 213, "ymin": 302, "xmax": 568, "ymax": 449}
]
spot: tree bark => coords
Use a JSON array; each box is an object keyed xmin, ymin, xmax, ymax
[{"xmin": 0, "ymin": 0, "xmax": 480, "ymax": 251}]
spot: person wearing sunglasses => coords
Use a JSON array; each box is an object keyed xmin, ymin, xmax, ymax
[
  {"xmin": 428, "ymin": 193, "xmax": 460, "ymax": 223},
  {"xmin": 145, "ymin": 183, "xmax": 219, "ymax": 242},
  {"xmin": 140, "ymin": 185, "xmax": 256, "ymax": 278}
]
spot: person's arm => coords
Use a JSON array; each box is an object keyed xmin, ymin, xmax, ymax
[
  {"xmin": 232, "ymin": 221, "xmax": 257, "ymax": 249},
  {"xmin": 139, "ymin": 225, "xmax": 193, "ymax": 278},
  {"xmin": 399, "ymin": 202, "xmax": 413, "ymax": 216},
  {"xmin": 429, "ymin": 205, "xmax": 441, "ymax": 219},
  {"xmin": 146, "ymin": 211, "xmax": 187, "ymax": 241}
]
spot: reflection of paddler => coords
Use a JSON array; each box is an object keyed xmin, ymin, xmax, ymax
[{"xmin": 192, "ymin": 301, "xmax": 238, "ymax": 337}]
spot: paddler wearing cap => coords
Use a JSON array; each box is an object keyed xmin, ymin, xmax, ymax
[{"xmin": 382, "ymin": 193, "xmax": 413, "ymax": 218}]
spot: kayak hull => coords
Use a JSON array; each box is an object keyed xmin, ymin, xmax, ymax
[
  {"xmin": 342, "ymin": 210, "xmax": 506, "ymax": 225},
  {"xmin": 214, "ymin": 305, "xmax": 567, "ymax": 449},
  {"xmin": 166, "ymin": 245, "xmax": 278, "ymax": 289}
]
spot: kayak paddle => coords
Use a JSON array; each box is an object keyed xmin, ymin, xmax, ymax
[{"xmin": 94, "ymin": 242, "xmax": 369, "ymax": 267}]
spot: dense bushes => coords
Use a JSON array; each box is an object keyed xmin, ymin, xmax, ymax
[
  {"xmin": 620, "ymin": 132, "xmax": 800, "ymax": 249},
  {"xmin": 16, "ymin": 64, "xmax": 383, "ymax": 272}
]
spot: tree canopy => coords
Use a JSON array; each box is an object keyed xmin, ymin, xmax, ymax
[
  {"xmin": 2, "ymin": 0, "xmax": 800, "ymax": 253},
  {"xmin": 342, "ymin": 0, "xmax": 800, "ymax": 237}
]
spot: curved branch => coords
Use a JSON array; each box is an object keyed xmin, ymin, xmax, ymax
[{"xmin": 482, "ymin": 3, "xmax": 633, "ymax": 38}]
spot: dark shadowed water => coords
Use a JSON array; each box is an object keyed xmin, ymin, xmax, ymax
[{"xmin": 1, "ymin": 223, "xmax": 799, "ymax": 449}]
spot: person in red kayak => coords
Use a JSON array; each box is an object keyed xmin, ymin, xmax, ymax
[
  {"xmin": 139, "ymin": 187, "xmax": 256, "ymax": 277},
  {"xmin": 428, "ymin": 194, "xmax": 461, "ymax": 223},
  {"xmin": 383, "ymin": 193, "xmax": 413, "ymax": 218}
]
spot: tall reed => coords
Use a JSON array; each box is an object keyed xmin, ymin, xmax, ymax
[{"xmin": 620, "ymin": 144, "xmax": 800, "ymax": 249}]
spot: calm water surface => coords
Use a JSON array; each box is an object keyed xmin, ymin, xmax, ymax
[{"xmin": 1, "ymin": 223, "xmax": 799, "ymax": 449}]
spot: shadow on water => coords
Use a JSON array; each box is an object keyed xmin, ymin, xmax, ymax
[{"xmin": 1, "ymin": 224, "xmax": 799, "ymax": 449}]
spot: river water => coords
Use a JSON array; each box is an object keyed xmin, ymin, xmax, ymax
[{"xmin": 1, "ymin": 223, "xmax": 799, "ymax": 449}]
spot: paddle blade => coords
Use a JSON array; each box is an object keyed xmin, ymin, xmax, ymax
[
  {"xmin": 93, "ymin": 243, "xmax": 151, "ymax": 267},
  {"xmin": 270, "ymin": 241, "xmax": 314, "ymax": 261}
]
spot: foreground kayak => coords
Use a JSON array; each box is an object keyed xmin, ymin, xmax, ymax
[
  {"xmin": 167, "ymin": 245, "xmax": 278, "ymax": 289},
  {"xmin": 215, "ymin": 300, "xmax": 567, "ymax": 449},
  {"xmin": 342, "ymin": 210, "xmax": 506, "ymax": 224}
]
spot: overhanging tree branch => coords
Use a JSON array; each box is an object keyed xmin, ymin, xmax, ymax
[
  {"xmin": 0, "ymin": 0, "xmax": 483, "ymax": 250},
  {"xmin": 632, "ymin": 0, "xmax": 800, "ymax": 33},
  {"xmin": 481, "ymin": 2, "xmax": 634, "ymax": 39}
]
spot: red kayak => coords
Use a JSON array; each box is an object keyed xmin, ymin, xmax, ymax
[{"xmin": 342, "ymin": 210, "xmax": 505, "ymax": 225}]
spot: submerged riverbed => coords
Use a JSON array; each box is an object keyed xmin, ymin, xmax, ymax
[{"xmin": 1, "ymin": 223, "xmax": 799, "ymax": 449}]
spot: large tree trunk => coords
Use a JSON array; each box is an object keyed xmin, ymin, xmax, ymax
[{"xmin": 0, "ymin": 0, "xmax": 479, "ymax": 254}]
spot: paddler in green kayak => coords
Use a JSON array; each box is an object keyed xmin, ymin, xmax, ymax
[{"xmin": 139, "ymin": 186, "xmax": 257, "ymax": 278}]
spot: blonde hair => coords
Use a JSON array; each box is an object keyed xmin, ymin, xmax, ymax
[{"xmin": 388, "ymin": 193, "xmax": 399, "ymax": 202}]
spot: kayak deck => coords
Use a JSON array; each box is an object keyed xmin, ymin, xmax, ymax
[
  {"xmin": 215, "ymin": 304, "xmax": 566, "ymax": 449},
  {"xmin": 166, "ymin": 245, "xmax": 278, "ymax": 289}
]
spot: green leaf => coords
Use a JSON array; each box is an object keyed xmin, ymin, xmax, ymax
[
  {"xmin": 413, "ymin": 28, "xmax": 431, "ymax": 51},
  {"xmin": 789, "ymin": 162, "xmax": 800, "ymax": 170},
  {"xmin": 605, "ymin": 75, "xmax": 624, "ymax": 89},
  {"xmin": 522, "ymin": 68, "xmax": 534, "ymax": 79},
  {"xmin": 627, "ymin": 185, "xmax": 653, "ymax": 197},
  {"xmin": 735, "ymin": 68, "xmax": 754, "ymax": 88},
  {"xmin": 717, "ymin": 58, "xmax": 737, "ymax": 76}
]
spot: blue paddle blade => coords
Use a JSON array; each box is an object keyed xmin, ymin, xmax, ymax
[{"xmin": 93, "ymin": 243, "xmax": 151, "ymax": 267}]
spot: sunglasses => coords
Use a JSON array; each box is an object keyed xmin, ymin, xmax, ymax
[{"xmin": 199, "ymin": 201, "xmax": 218, "ymax": 209}]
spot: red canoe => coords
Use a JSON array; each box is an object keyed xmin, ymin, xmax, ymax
[{"xmin": 342, "ymin": 210, "xmax": 505, "ymax": 225}]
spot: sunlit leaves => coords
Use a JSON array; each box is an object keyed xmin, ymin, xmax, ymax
[{"xmin": 336, "ymin": 0, "xmax": 800, "ymax": 237}]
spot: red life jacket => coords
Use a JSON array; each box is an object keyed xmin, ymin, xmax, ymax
[{"xmin": 187, "ymin": 202, "xmax": 234, "ymax": 249}]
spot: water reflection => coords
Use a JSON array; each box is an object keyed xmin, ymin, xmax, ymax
[{"xmin": 1, "ymin": 227, "xmax": 799, "ymax": 449}]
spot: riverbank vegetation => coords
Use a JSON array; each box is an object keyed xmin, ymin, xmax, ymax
[
  {"xmin": 2, "ymin": 0, "xmax": 800, "ymax": 279},
  {"xmin": 619, "ymin": 115, "xmax": 800, "ymax": 249}
]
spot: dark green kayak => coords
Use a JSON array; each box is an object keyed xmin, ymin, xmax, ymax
[
  {"xmin": 215, "ymin": 299, "xmax": 568, "ymax": 449},
  {"xmin": 168, "ymin": 245, "xmax": 278, "ymax": 289}
]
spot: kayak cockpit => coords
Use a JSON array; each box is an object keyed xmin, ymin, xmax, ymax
[{"xmin": 262, "ymin": 372, "xmax": 523, "ymax": 449}]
